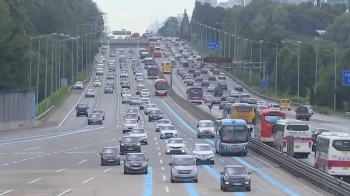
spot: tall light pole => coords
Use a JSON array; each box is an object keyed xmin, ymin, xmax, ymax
[
  {"xmin": 315, "ymin": 38, "xmax": 338, "ymax": 110},
  {"xmin": 58, "ymin": 37, "xmax": 72, "ymax": 88},
  {"xmin": 216, "ymin": 22, "xmax": 237, "ymax": 60},
  {"xmin": 261, "ymin": 40, "xmax": 278, "ymax": 95},
  {"xmin": 76, "ymin": 23, "xmax": 96, "ymax": 76}
]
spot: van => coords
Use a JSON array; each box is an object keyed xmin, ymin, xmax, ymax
[{"xmin": 280, "ymin": 98, "xmax": 291, "ymax": 110}]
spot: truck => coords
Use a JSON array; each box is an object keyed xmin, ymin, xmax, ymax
[{"xmin": 147, "ymin": 66, "xmax": 158, "ymax": 79}]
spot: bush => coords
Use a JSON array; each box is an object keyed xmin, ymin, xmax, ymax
[
  {"xmin": 77, "ymin": 70, "xmax": 90, "ymax": 81},
  {"xmin": 36, "ymin": 85, "xmax": 69, "ymax": 116}
]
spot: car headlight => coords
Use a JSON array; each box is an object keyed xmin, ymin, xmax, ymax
[
  {"xmin": 192, "ymin": 168, "xmax": 198, "ymax": 173},
  {"xmin": 142, "ymin": 162, "xmax": 147, "ymax": 167},
  {"xmin": 171, "ymin": 168, "xmax": 176, "ymax": 173},
  {"xmin": 137, "ymin": 143, "xmax": 141, "ymax": 146},
  {"xmin": 120, "ymin": 143, "xmax": 124, "ymax": 146},
  {"xmin": 245, "ymin": 176, "xmax": 250, "ymax": 180},
  {"xmin": 125, "ymin": 162, "xmax": 130, "ymax": 167},
  {"xmin": 223, "ymin": 175, "xmax": 229, "ymax": 181}
]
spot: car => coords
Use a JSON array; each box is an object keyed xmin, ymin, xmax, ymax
[
  {"xmin": 311, "ymin": 128, "xmax": 330, "ymax": 151},
  {"xmin": 257, "ymin": 101, "xmax": 267, "ymax": 105},
  {"xmin": 207, "ymin": 85, "xmax": 215, "ymax": 92},
  {"xmin": 155, "ymin": 119, "xmax": 172, "ymax": 132},
  {"xmin": 195, "ymin": 76, "xmax": 204, "ymax": 82},
  {"xmin": 141, "ymin": 91, "xmax": 150, "ymax": 97},
  {"xmin": 120, "ymin": 72, "xmax": 128, "ymax": 78},
  {"xmin": 74, "ymin": 81, "xmax": 83, "ymax": 89},
  {"xmin": 129, "ymin": 128, "xmax": 148, "ymax": 145},
  {"xmin": 136, "ymin": 84, "xmax": 145, "ymax": 95},
  {"xmin": 160, "ymin": 125, "xmax": 178, "ymax": 139},
  {"xmin": 186, "ymin": 80, "xmax": 194, "ymax": 86},
  {"xmin": 126, "ymin": 108, "xmax": 140, "ymax": 120},
  {"xmin": 144, "ymin": 103, "xmax": 158, "ymax": 115},
  {"xmin": 227, "ymin": 97, "xmax": 235, "ymax": 103},
  {"xmin": 212, "ymin": 69, "xmax": 220, "ymax": 75},
  {"xmin": 104, "ymin": 86, "xmax": 114, "ymax": 94},
  {"xmin": 87, "ymin": 113, "xmax": 103, "ymax": 125},
  {"xmin": 96, "ymin": 68, "xmax": 103, "ymax": 75},
  {"xmin": 201, "ymin": 80, "xmax": 209, "ymax": 87},
  {"xmin": 91, "ymin": 109, "xmax": 105, "ymax": 120},
  {"xmin": 235, "ymin": 85, "xmax": 243, "ymax": 92},
  {"xmin": 119, "ymin": 136, "xmax": 141, "ymax": 154},
  {"xmin": 121, "ymin": 81, "xmax": 131, "ymax": 89},
  {"xmin": 100, "ymin": 147, "xmax": 121, "ymax": 166},
  {"xmin": 120, "ymin": 78, "xmax": 128, "ymax": 85},
  {"xmin": 204, "ymin": 95, "xmax": 214, "ymax": 103},
  {"xmin": 148, "ymin": 109, "xmax": 163, "ymax": 122},
  {"xmin": 208, "ymin": 75, "xmax": 216, "ymax": 81},
  {"xmin": 256, "ymin": 105, "xmax": 268, "ymax": 112},
  {"xmin": 218, "ymin": 73, "xmax": 226, "ymax": 80},
  {"xmin": 139, "ymin": 101, "xmax": 149, "ymax": 110},
  {"xmin": 269, "ymin": 103, "xmax": 280, "ymax": 110},
  {"xmin": 123, "ymin": 153, "xmax": 149, "ymax": 174},
  {"xmin": 218, "ymin": 82, "xmax": 228, "ymax": 90},
  {"xmin": 196, "ymin": 120, "xmax": 215, "ymax": 138},
  {"xmin": 124, "ymin": 113, "xmax": 139, "ymax": 121},
  {"xmin": 212, "ymin": 97, "xmax": 221, "ymax": 104},
  {"xmin": 190, "ymin": 143, "xmax": 215, "ymax": 164},
  {"xmin": 220, "ymin": 165, "xmax": 251, "ymax": 192},
  {"xmin": 106, "ymin": 82, "xmax": 115, "ymax": 89},
  {"xmin": 122, "ymin": 95, "xmax": 131, "ymax": 104},
  {"xmin": 169, "ymin": 155, "xmax": 198, "ymax": 183},
  {"xmin": 165, "ymin": 138, "xmax": 187, "ymax": 154},
  {"xmin": 129, "ymin": 97, "xmax": 140, "ymax": 106},
  {"xmin": 85, "ymin": 89, "xmax": 95, "ymax": 98},
  {"xmin": 122, "ymin": 119, "xmax": 138, "ymax": 133},
  {"xmin": 93, "ymin": 79, "xmax": 102, "ymax": 87},
  {"xmin": 230, "ymin": 92, "xmax": 240, "ymax": 98},
  {"xmin": 106, "ymin": 74, "xmax": 115, "ymax": 80},
  {"xmin": 247, "ymin": 98, "xmax": 257, "ymax": 104},
  {"xmin": 201, "ymin": 69, "xmax": 208, "ymax": 74},
  {"xmin": 295, "ymin": 106, "xmax": 311, "ymax": 121},
  {"xmin": 240, "ymin": 93, "xmax": 250, "ymax": 103},
  {"xmin": 219, "ymin": 101, "xmax": 229, "ymax": 110},
  {"xmin": 75, "ymin": 103, "xmax": 89, "ymax": 117}
]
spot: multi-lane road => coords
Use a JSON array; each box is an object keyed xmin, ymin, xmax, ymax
[{"xmin": 0, "ymin": 43, "xmax": 332, "ymax": 196}]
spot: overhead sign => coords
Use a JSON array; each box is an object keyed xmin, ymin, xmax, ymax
[
  {"xmin": 203, "ymin": 57, "xmax": 232, "ymax": 63},
  {"xmin": 207, "ymin": 40, "xmax": 219, "ymax": 50},
  {"xmin": 342, "ymin": 70, "xmax": 350, "ymax": 86}
]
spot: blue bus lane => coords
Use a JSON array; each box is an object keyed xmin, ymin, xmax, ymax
[{"xmin": 157, "ymin": 99, "xmax": 322, "ymax": 196}]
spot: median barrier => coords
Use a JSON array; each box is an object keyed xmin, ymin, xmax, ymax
[{"xmin": 157, "ymin": 70, "xmax": 350, "ymax": 196}]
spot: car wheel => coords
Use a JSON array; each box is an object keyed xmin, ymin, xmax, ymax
[
  {"xmin": 211, "ymin": 160, "xmax": 215, "ymax": 165},
  {"xmin": 103, "ymin": 117, "xmax": 105, "ymax": 120},
  {"xmin": 101, "ymin": 161, "xmax": 104, "ymax": 166},
  {"xmin": 122, "ymin": 130, "xmax": 125, "ymax": 133},
  {"xmin": 193, "ymin": 179, "xmax": 198, "ymax": 183},
  {"xmin": 171, "ymin": 179, "xmax": 175, "ymax": 183},
  {"xmin": 124, "ymin": 170, "xmax": 128, "ymax": 174},
  {"xmin": 144, "ymin": 169, "xmax": 148, "ymax": 174},
  {"xmin": 76, "ymin": 114, "xmax": 79, "ymax": 117},
  {"xmin": 246, "ymin": 187, "xmax": 251, "ymax": 191},
  {"xmin": 197, "ymin": 135, "xmax": 200, "ymax": 138},
  {"xmin": 88, "ymin": 122, "xmax": 91, "ymax": 125},
  {"xmin": 148, "ymin": 118, "xmax": 151, "ymax": 122}
]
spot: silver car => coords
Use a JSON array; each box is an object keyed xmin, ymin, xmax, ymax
[
  {"xmin": 165, "ymin": 138, "xmax": 187, "ymax": 154},
  {"xmin": 122, "ymin": 119, "xmax": 138, "ymax": 133},
  {"xmin": 141, "ymin": 91, "xmax": 150, "ymax": 97},
  {"xmin": 126, "ymin": 108, "xmax": 140, "ymax": 120},
  {"xmin": 207, "ymin": 85, "xmax": 215, "ymax": 92},
  {"xmin": 155, "ymin": 119, "xmax": 172, "ymax": 132},
  {"xmin": 169, "ymin": 155, "xmax": 198, "ymax": 183},
  {"xmin": 106, "ymin": 74, "xmax": 115, "ymax": 79},
  {"xmin": 160, "ymin": 125, "xmax": 178, "ymax": 139},
  {"xmin": 85, "ymin": 89, "xmax": 95, "ymax": 98},
  {"xmin": 122, "ymin": 95, "xmax": 131, "ymax": 104},
  {"xmin": 196, "ymin": 120, "xmax": 215, "ymax": 138},
  {"xmin": 87, "ymin": 113, "xmax": 103, "ymax": 125},
  {"xmin": 190, "ymin": 143, "xmax": 215, "ymax": 165},
  {"xmin": 144, "ymin": 104, "xmax": 158, "ymax": 115},
  {"xmin": 92, "ymin": 109, "xmax": 105, "ymax": 120},
  {"xmin": 130, "ymin": 97, "xmax": 140, "ymax": 106},
  {"xmin": 129, "ymin": 128, "xmax": 148, "ymax": 145}
]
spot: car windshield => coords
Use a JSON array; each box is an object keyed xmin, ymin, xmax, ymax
[
  {"xmin": 225, "ymin": 167, "xmax": 247, "ymax": 175},
  {"xmin": 131, "ymin": 129, "xmax": 145, "ymax": 134},
  {"xmin": 131, "ymin": 98, "xmax": 139, "ymax": 101},
  {"xmin": 93, "ymin": 110, "xmax": 103, "ymax": 114},
  {"xmin": 162, "ymin": 126, "xmax": 176, "ymax": 130},
  {"xmin": 151, "ymin": 110, "xmax": 161, "ymax": 114},
  {"xmin": 158, "ymin": 120, "xmax": 171, "ymax": 124},
  {"xmin": 127, "ymin": 109, "xmax": 138, "ymax": 113},
  {"xmin": 86, "ymin": 89, "xmax": 93, "ymax": 92},
  {"xmin": 147, "ymin": 104, "xmax": 157, "ymax": 108},
  {"xmin": 168, "ymin": 139, "xmax": 183, "ymax": 144},
  {"xmin": 173, "ymin": 157, "xmax": 195, "ymax": 166},
  {"xmin": 90, "ymin": 114, "xmax": 100, "ymax": 118},
  {"xmin": 126, "ymin": 154, "xmax": 146, "ymax": 161},
  {"xmin": 122, "ymin": 137, "xmax": 138, "ymax": 143},
  {"xmin": 199, "ymin": 122, "xmax": 214, "ymax": 127},
  {"xmin": 124, "ymin": 120, "xmax": 137, "ymax": 124},
  {"xmin": 77, "ymin": 104, "xmax": 88, "ymax": 108},
  {"xmin": 102, "ymin": 148, "xmax": 118, "ymax": 155},
  {"xmin": 126, "ymin": 114, "xmax": 137, "ymax": 118},
  {"xmin": 195, "ymin": 145, "xmax": 211, "ymax": 151}
]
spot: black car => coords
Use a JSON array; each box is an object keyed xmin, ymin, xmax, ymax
[
  {"xmin": 119, "ymin": 136, "xmax": 141, "ymax": 155},
  {"xmin": 295, "ymin": 106, "xmax": 311, "ymax": 121},
  {"xmin": 75, "ymin": 103, "xmax": 89, "ymax": 117},
  {"xmin": 218, "ymin": 82, "xmax": 228, "ymax": 91},
  {"xmin": 187, "ymin": 80, "xmax": 194, "ymax": 86},
  {"xmin": 188, "ymin": 68, "xmax": 195, "ymax": 73},
  {"xmin": 148, "ymin": 109, "xmax": 163, "ymax": 122},
  {"xmin": 100, "ymin": 147, "xmax": 121, "ymax": 166},
  {"xmin": 123, "ymin": 153, "xmax": 149, "ymax": 174},
  {"xmin": 220, "ymin": 165, "xmax": 251, "ymax": 192},
  {"xmin": 122, "ymin": 81, "xmax": 130, "ymax": 89},
  {"xmin": 106, "ymin": 82, "xmax": 115, "ymax": 89},
  {"xmin": 208, "ymin": 75, "xmax": 216, "ymax": 81},
  {"xmin": 235, "ymin": 85, "xmax": 243, "ymax": 92},
  {"xmin": 201, "ymin": 69, "xmax": 208, "ymax": 74},
  {"xmin": 195, "ymin": 76, "xmax": 204, "ymax": 82},
  {"xmin": 213, "ymin": 69, "xmax": 220, "ymax": 75},
  {"xmin": 201, "ymin": 80, "xmax": 209, "ymax": 87},
  {"xmin": 221, "ymin": 95, "xmax": 228, "ymax": 101}
]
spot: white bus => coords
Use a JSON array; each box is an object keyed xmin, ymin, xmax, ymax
[
  {"xmin": 315, "ymin": 132, "xmax": 350, "ymax": 181},
  {"xmin": 273, "ymin": 119, "xmax": 312, "ymax": 158}
]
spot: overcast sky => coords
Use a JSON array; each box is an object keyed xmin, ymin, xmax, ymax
[{"xmin": 93, "ymin": 0, "xmax": 196, "ymax": 33}]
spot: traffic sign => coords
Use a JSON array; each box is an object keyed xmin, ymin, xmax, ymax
[
  {"xmin": 207, "ymin": 104, "xmax": 213, "ymax": 110},
  {"xmin": 261, "ymin": 80, "xmax": 269, "ymax": 90},
  {"xmin": 342, "ymin": 70, "xmax": 350, "ymax": 86},
  {"xmin": 207, "ymin": 40, "xmax": 219, "ymax": 50},
  {"xmin": 203, "ymin": 57, "xmax": 232, "ymax": 63}
]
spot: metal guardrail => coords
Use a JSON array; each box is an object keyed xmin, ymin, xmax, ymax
[
  {"xmin": 184, "ymin": 40, "xmax": 303, "ymax": 107},
  {"xmin": 157, "ymin": 70, "xmax": 350, "ymax": 196}
]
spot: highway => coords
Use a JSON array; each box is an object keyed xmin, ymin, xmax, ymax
[{"xmin": 0, "ymin": 43, "xmax": 331, "ymax": 196}]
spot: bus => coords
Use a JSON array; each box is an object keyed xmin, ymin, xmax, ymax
[
  {"xmin": 254, "ymin": 110, "xmax": 286, "ymax": 145},
  {"xmin": 154, "ymin": 46, "xmax": 162, "ymax": 57},
  {"xmin": 215, "ymin": 119, "xmax": 249, "ymax": 156},
  {"xmin": 273, "ymin": 119, "xmax": 312, "ymax": 158},
  {"xmin": 147, "ymin": 66, "xmax": 158, "ymax": 79},
  {"xmin": 144, "ymin": 57, "xmax": 154, "ymax": 66},
  {"xmin": 162, "ymin": 61, "xmax": 171, "ymax": 74},
  {"xmin": 154, "ymin": 79, "xmax": 168, "ymax": 96},
  {"xmin": 228, "ymin": 103, "xmax": 256, "ymax": 132},
  {"xmin": 315, "ymin": 132, "xmax": 350, "ymax": 182},
  {"xmin": 186, "ymin": 87, "xmax": 203, "ymax": 104},
  {"xmin": 280, "ymin": 98, "xmax": 292, "ymax": 110}
]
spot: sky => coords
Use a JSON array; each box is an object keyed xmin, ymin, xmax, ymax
[{"xmin": 93, "ymin": 0, "xmax": 196, "ymax": 34}]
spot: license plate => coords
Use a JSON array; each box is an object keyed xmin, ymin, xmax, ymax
[
  {"xmin": 132, "ymin": 167, "xmax": 139, "ymax": 170},
  {"xmin": 233, "ymin": 183, "xmax": 241, "ymax": 185},
  {"xmin": 295, "ymin": 146, "xmax": 300, "ymax": 149},
  {"xmin": 128, "ymin": 148, "xmax": 133, "ymax": 150},
  {"xmin": 343, "ymin": 167, "xmax": 348, "ymax": 170}
]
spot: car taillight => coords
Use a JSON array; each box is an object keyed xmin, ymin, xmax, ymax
[{"xmin": 283, "ymin": 140, "xmax": 286, "ymax": 148}]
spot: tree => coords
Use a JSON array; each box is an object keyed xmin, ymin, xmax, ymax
[
  {"xmin": 180, "ymin": 9, "xmax": 190, "ymax": 40},
  {"xmin": 158, "ymin": 17, "xmax": 180, "ymax": 37}
]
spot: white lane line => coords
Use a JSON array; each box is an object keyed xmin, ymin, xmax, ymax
[
  {"xmin": 161, "ymin": 167, "xmax": 164, "ymax": 170},
  {"xmin": 158, "ymin": 152, "xmax": 161, "ymax": 156},
  {"xmin": 2, "ymin": 163, "xmax": 8, "ymax": 166},
  {"xmin": 0, "ymin": 153, "xmax": 7, "ymax": 155},
  {"xmin": 82, "ymin": 177, "xmax": 94, "ymax": 184},
  {"xmin": 23, "ymin": 146, "xmax": 41, "ymax": 151},
  {"xmin": 77, "ymin": 159, "xmax": 87, "ymax": 164},
  {"xmin": 160, "ymin": 160, "xmax": 163, "ymax": 164},
  {"xmin": 0, "ymin": 190, "xmax": 13, "ymax": 196},
  {"xmin": 21, "ymin": 159, "xmax": 27, "ymax": 161},
  {"xmin": 12, "ymin": 161, "xmax": 16, "ymax": 164},
  {"xmin": 28, "ymin": 178, "xmax": 42, "ymax": 184},
  {"xmin": 157, "ymin": 147, "xmax": 160, "ymax": 150},
  {"xmin": 57, "ymin": 189, "xmax": 73, "ymax": 196},
  {"xmin": 165, "ymin": 186, "xmax": 169, "ymax": 192},
  {"xmin": 155, "ymin": 142, "xmax": 158, "ymax": 145},
  {"xmin": 56, "ymin": 168, "xmax": 65, "ymax": 173},
  {"xmin": 219, "ymin": 159, "xmax": 224, "ymax": 163},
  {"xmin": 154, "ymin": 137, "xmax": 157, "ymax": 140},
  {"xmin": 103, "ymin": 168, "xmax": 112, "ymax": 173},
  {"xmin": 162, "ymin": 175, "xmax": 166, "ymax": 181}
]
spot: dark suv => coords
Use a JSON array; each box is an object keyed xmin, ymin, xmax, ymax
[
  {"xmin": 295, "ymin": 106, "xmax": 311, "ymax": 121},
  {"xmin": 75, "ymin": 103, "xmax": 89, "ymax": 117},
  {"xmin": 123, "ymin": 153, "xmax": 149, "ymax": 174},
  {"xmin": 220, "ymin": 165, "xmax": 251, "ymax": 192},
  {"xmin": 119, "ymin": 136, "xmax": 141, "ymax": 155},
  {"xmin": 100, "ymin": 147, "xmax": 121, "ymax": 166}
]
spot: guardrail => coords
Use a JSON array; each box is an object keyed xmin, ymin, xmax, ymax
[
  {"xmin": 157, "ymin": 70, "xmax": 350, "ymax": 196},
  {"xmin": 184, "ymin": 40, "xmax": 303, "ymax": 107}
]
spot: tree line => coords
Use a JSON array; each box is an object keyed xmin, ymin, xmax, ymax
[
  {"xmin": 0, "ymin": 0, "xmax": 104, "ymax": 104},
  {"xmin": 159, "ymin": 0, "xmax": 350, "ymax": 113}
]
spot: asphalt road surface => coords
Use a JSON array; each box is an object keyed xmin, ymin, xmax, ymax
[{"xmin": 0, "ymin": 44, "xmax": 332, "ymax": 196}]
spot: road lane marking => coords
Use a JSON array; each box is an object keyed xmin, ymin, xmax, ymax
[
  {"xmin": 28, "ymin": 178, "xmax": 42, "ymax": 184},
  {"xmin": 162, "ymin": 175, "xmax": 166, "ymax": 181},
  {"xmin": 103, "ymin": 168, "xmax": 112, "ymax": 172},
  {"xmin": 155, "ymin": 142, "xmax": 158, "ymax": 145},
  {"xmin": 158, "ymin": 152, "xmax": 161, "ymax": 155},
  {"xmin": 57, "ymin": 189, "xmax": 72, "ymax": 196},
  {"xmin": 0, "ymin": 190, "xmax": 13, "ymax": 196},
  {"xmin": 56, "ymin": 168, "xmax": 65, "ymax": 173},
  {"xmin": 82, "ymin": 177, "xmax": 94, "ymax": 184},
  {"xmin": 161, "ymin": 167, "xmax": 164, "ymax": 170},
  {"xmin": 0, "ymin": 153, "xmax": 6, "ymax": 155},
  {"xmin": 77, "ymin": 159, "xmax": 87, "ymax": 164},
  {"xmin": 219, "ymin": 159, "xmax": 224, "ymax": 163},
  {"xmin": 154, "ymin": 137, "xmax": 157, "ymax": 140},
  {"xmin": 157, "ymin": 147, "xmax": 160, "ymax": 150},
  {"xmin": 160, "ymin": 160, "xmax": 163, "ymax": 164},
  {"xmin": 165, "ymin": 186, "xmax": 169, "ymax": 192},
  {"xmin": 23, "ymin": 146, "xmax": 41, "ymax": 151}
]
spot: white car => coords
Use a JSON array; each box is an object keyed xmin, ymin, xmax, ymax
[
  {"xmin": 207, "ymin": 85, "xmax": 215, "ymax": 92},
  {"xmin": 85, "ymin": 89, "xmax": 95, "ymax": 98},
  {"xmin": 160, "ymin": 125, "xmax": 178, "ymax": 139},
  {"xmin": 218, "ymin": 73, "xmax": 226, "ymax": 80},
  {"xmin": 257, "ymin": 105, "xmax": 268, "ymax": 112},
  {"xmin": 97, "ymin": 63, "xmax": 104, "ymax": 67},
  {"xmin": 74, "ymin": 81, "xmax": 83, "ymax": 89},
  {"xmin": 141, "ymin": 92, "xmax": 150, "ymax": 97},
  {"xmin": 93, "ymin": 80, "xmax": 102, "ymax": 87},
  {"xmin": 269, "ymin": 103, "xmax": 280, "ymax": 110},
  {"xmin": 96, "ymin": 68, "xmax": 103, "ymax": 75},
  {"xmin": 122, "ymin": 119, "xmax": 138, "ymax": 133},
  {"xmin": 106, "ymin": 74, "xmax": 115, "ymax": 80},
  {"xmin": 257, "ymin": 101, "xmax": 267, "ymax": 105},
  {"xmin": 120, "ymin": 72, "xmax": 128, "ymax": 78},
  {"xmin": 135, "ymin": 72, "xmax": 143, "ymax": 77},
  {"xmin": 129, "ymin": 128, "xmax": 148, "ymax": 145},
  {"xmin": 196, "ymin": 120, "xmax": 215, "ymax": 138},
  {"xmin": 165, "ymin": 138, "xmax": 186, "ymax": 154}
]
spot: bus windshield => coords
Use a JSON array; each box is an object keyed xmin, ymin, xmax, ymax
[
  {"xmin": 264, "ymin": 115, "xmax": 284, "ymax": 124},
  {"xmin": 155, "ymin": 82, "xmax": 167, "ymax": 90},
  {"xmin": 286, "ymin": 124, "xmax": 309, "ymax": 131},
  {"xmin": 148, "ymin": 67, "xmax": 158, "ymax": 74},
  {"xmin": 145, "ymin": 59, "xmax": 153, "ymax": 65},
  {"xmin": 332, "ymin": 140, "xmax": 350, "ymax": 151},
  {"xmin": 220, "ymin": 125, "xmax": 248, "ymax": 143}
]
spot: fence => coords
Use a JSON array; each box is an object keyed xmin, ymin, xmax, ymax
[{"xmin": 0, "ymin": 89, "xmax": 36, "ymax": 131}]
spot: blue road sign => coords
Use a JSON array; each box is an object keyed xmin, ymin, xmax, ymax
[
  {"xmin": 342, "ymin": 70, "xmax": 350, "ymax": 86},
  {"xmin": 261, "ymin": 80, "xmax": 269, "ymax": 90},
  {"xmin": 207, "ymin": 40, "xmax": 219, "ymax": 50}
]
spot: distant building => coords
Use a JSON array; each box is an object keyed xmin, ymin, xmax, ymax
[
  {"xmin": 274, "ymin": 0, "xmax": 347, "ymax": 5},
  {"xmin": 196, "ymin": 0, "xmax": 218, "ymax": 7}
]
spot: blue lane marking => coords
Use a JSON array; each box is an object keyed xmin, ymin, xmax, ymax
[
  {"xmin": 202, "ymin": 165, "xmax": 245, "ymax": 195},
  {"xmin": 143, "ymin": 167, "xmax": 153, "ymax": 196},
  {"xmin": 161, "ymin": 100, "xmax": 301, "ymax": 196},
  {"xmin": 185, "ymin": 183, "xmax": 200, "ymax": 196},
  {"xmin": 257, "ymin": 186, "xmax": 265, "ymax": 192},
  {"xmin": 0, "ymin": 127, "xmax": 104, "ymax": 146}
]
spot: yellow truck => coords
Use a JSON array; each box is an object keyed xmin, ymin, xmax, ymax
[
  {"xmin": 162, "ymin": 61, "xmax": 171, "ymax": 74},
  {"xmin": 280, "ymin": 98, "xmax": 292, "ymax": 110},
  {"xmin": 229, "ymin": 103, "xmax": 256, "ymax": 131}
]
